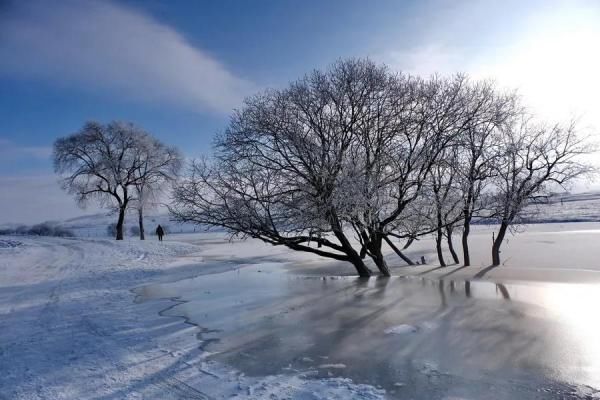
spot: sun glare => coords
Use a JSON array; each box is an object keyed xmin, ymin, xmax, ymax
[
  {"xmin": 477, "ymin": 6, "xmax": 600, "ymax": 127},
  {"xmin": 540, "ymin": 283, "xmax": 600, "ymax": 387}
]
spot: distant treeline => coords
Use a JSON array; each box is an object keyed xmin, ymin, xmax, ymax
[{"xmin": 0, "ymin": 223, "xmax": 75, "ymax": 237}]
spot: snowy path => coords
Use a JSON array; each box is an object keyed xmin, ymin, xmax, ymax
[
  {"xmin": 0, "ymin": 236, "xmax": 209, "ymax": 399},
  {"xmin": 0, "ymin": 236, "xmax": 385, "ymax": 399}
]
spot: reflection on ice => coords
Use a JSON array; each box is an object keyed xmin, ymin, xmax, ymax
[{"xmin": 136, "ymin": 266, "xmax": 600, "ymax": 399}]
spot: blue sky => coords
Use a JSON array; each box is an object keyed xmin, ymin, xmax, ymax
[{"xmin": 1, "ymin": 0, "xmax": 599, "ymax": 223}]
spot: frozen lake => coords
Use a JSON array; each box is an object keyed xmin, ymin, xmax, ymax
[{"xmin": 136, "ymin": 263, "xmax": 600, "ymax": 399}]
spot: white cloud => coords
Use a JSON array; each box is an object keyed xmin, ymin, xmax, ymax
[{"xmin": 0, "ymin": 0, "xmax": 254, "ymax": 113}]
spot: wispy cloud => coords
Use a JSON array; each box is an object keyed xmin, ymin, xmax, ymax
[
  {"xmin": 0, "ymin": 0, "xmax": 254, "ymax": 113},
  {"xmin": 0, "ymin": 174, "xmax": 100, "ymax": 225},
  {"xmin": 382, "ymin": 44, "xmax": 464, "ymax": 77},
  {"xmin": 0, "ymin": 139, "xmax": 52, "ymax": 161}
]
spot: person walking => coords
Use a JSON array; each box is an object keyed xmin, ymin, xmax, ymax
[{"xmin": 156, "ymin": 225, "xmax": 165, "ymax": 242}]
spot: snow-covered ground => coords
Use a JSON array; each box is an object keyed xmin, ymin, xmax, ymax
[
  {"xmin": 0, "ymin": 235, "xmax": 385, "ymax": 399},
  {"xmin": 2, "ymin": 222, "xmax": 600, "ymax": 399}
]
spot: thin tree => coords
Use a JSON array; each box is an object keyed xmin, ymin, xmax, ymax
[
  {"xmin": 427, "ymin": 147, "xmax": 463, "ymax": 266},
  {"xmin": 489, "ymin": 118, "xmax": 594, "ymax": 266},
  {"xmin": 132, "ymin": 138, "xmax": 182, "ymax": 240}
]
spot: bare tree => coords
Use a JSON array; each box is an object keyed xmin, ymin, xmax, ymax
[
  {"xmin": 426, "ymin": 147, "xmax": 463, "ymax": 266},
  {"xmin": 455, "ymin": 82, "xmax": 519, "ymax": 266},
  {"xmin": 172, "ymin": 60, "xmax": 383, "ymax": 276},
  {"xmin": 132, "ymin": 138, "xmax": 182, "ymax": 240},
  {"xmin": 174, "ymin": 59, "xmax": 581, "ymax": 275},
  {"xmin": 489, "ymin": 118, "xmax": 594, "ymax": 265},
  {"xmin": 54, "ymin": 121, "xmax": 148, "ymax": 240},
  {"xmin": 171, "ymin": 60, "xmax": 481, "ymax": 276},
  {"xmin": 344, "ymin": 74, "xmax": 475, "ymax": 275}
]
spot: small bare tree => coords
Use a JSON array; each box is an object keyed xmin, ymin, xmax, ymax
[
  {"xmin": 132, "ymin": 138, "xmax": 182, "ymax": 240},
  {"xmin": 489, "ymin": 118, "xmax": 594, "ymax": 265},
  {"xmin": 54, "ymin": 121, "xmax": 149, "ymax": 240}
]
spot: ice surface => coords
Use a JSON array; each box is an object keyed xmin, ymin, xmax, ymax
[{"xmin": 138, "ymin": 264, "xmax": 600, "ymax": 399}]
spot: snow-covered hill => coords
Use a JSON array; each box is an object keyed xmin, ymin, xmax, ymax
[
  {"xmin": 520, "ymin": 191, "xmax": 600, "ymax": 223},
  {"xmin": 54, "ymin": 212, "xmax": 203, "ymax": 238}
]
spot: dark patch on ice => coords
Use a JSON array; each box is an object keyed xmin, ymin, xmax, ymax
[{"xmin": 0, "ymin": 239, "xmax": 22, "ymax": 249}]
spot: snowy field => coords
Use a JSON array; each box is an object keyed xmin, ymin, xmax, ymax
[{"xmin": 2, "ymin": 222, "xmax": 600, "ymax": 399}]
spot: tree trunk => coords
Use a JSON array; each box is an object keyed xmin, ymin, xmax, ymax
[
  {"xmin": 369, "ymin": 234, "xmax": 391, "ymax": 277},
  {"xmin": 446, "ymin": 226, "xmax": 459, "ymax": 264},
  {"xmin": 343, "ymin": 243, "xmax": 372, "ymax": 278},
  {"xmin": 383, "ymin": 235, "xmax": 414, "ymax": 265},
  {"xmin": 330, "ymin": 221, "xmax": 372, "ymax": 277},
  {"xmin": 373, "ymin": 250, "xmax": 391, "ymax": 277},
  {"xmin": 138, "ymin": 208, "xmax": 145, "ymax": 240},
  {"xmin": 496, "ymin": 283, "xmax": 510, "ymax": 299},
  {"xmin": 435, "ymin": 228, "xmax": 446, "ymax": 267},
  {"xmin": 116, "ymin": 206, "xmax": 126, "ymax": 240},
  {"xmin": 350, "ymin": 254, "xmax": 372, "ymax": 277},
  {"xmin": 491, "ymin": 221, "xmax": 509, "ymax": 266},
  {"xmin": 435, "ymin": 207, "xmax": 446, "ymax": 266},
  {"xmin": 462, "ymin": 213, "xmax": 471, "ymax": 266},
  {"xmin": 327, "ymin": 211, "xmax": 373, "ymax": 277}
]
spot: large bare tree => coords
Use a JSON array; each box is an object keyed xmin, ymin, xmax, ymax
[
  {"xmin": 54, "ymin": 121, "xmax": 172, "ymax": 240},
  {"xmin": 171, "ymin": 60, "xmax": 475, "ymax": 276},
  {"xmin": 172, "ymin": 60, "xmax": 386, "ymax": 276}
]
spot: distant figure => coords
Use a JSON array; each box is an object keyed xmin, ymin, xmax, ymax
[
  {"xmin": 156, "ymin": 225, "xmax": 165, "ymax": 242},
  {"xmin": 420, "ymin": 255, "xmax": 426, "ymax": 265}
]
